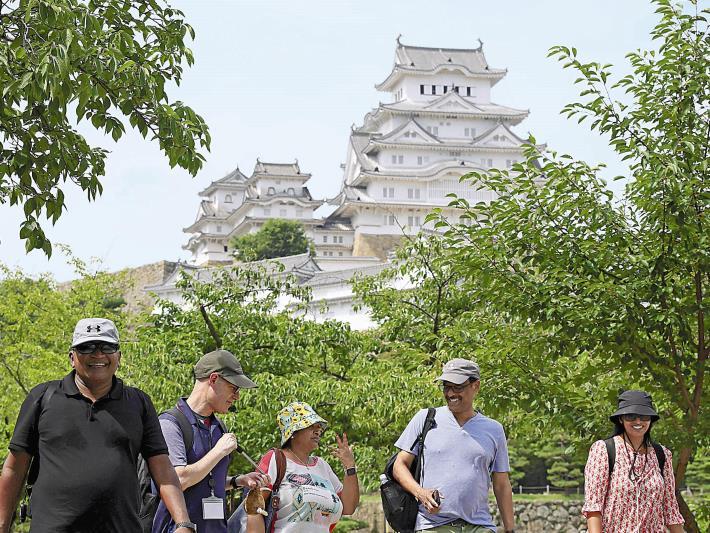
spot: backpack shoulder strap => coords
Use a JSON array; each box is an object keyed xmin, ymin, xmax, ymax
[
  {"xmin": 161, "ymin": 406, "xmax": 194, "ymax": 453},
  {"xmin": 652, "ymin": 442, "xmax": 666, "ymax": 478},
  {"xmin": 214, "ymin": 415, "xmax": 228, "ymax": 435},
  {"xmin": 413, "ymin": 408, "xmax": 436, "ymax": 482},
  {"xmin": 421, "ymin": 408, "xmax": 436, "ymax": 441},
  {"xmin": 26, "ymin": 381, "xmax": 61, "ymax": 486},
  {"xmin": 604, "ymin": 437, "xmax": 616, "ymax": 478},
  {"xmin": 408, "ymin": 407, "xmax": 437, "ymax": 450},
  {"xmin": 272, "ymin": 448, "xmax": 287, "ymax": 493}
]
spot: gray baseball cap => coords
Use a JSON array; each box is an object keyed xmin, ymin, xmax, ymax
[
  {"xmin": 71, "ymin": 318, "xmax": 120, "ymax": 347},
  {"xmin": 436, "ymin": 358, "xmax": 480, "ymax": 384},
  {"xmin": 193, "ymin": 349, "xmax": 257, "ymax": 389}
]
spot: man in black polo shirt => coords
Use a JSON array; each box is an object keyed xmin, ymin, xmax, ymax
[{"xmin": 0, "ymin": 318, "xmax": 198, "ymax": 533}]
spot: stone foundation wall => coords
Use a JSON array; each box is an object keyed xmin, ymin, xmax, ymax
[
  {"xmin": 349, "ymin": 499, "xmax": 585, "ymax": 533},
  {"xmin": 352, "ymin": 234, "xmax": 405, "ymax": 260},
  {"xmin": 57, "ymin": 260, "xmax": 180, "ymax": 314}
]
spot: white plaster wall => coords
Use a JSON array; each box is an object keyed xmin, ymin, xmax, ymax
[{"xmin": 393, "ymin": 72, "xmax": 491, "ymax": 103}]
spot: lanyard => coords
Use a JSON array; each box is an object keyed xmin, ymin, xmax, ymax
[{"xmin": 205, "ymin": 420, "xmax": 216, "ymax": 496}]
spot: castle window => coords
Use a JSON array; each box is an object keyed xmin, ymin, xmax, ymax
[
  {"xmin": 323, "ymin": 236, "xmax": 328, "ymax": 243},
  {"xmin": 279, "ymin": 208, "xmax": 287, "ymax": 217},
  {"xmin": 431, "ymin": 85, "xmax": 437, "ymax": 95},
  {"xmin": 263, "ymin": 208, "xmax": 271, "ymax": 216},
  {"xmin": 224, "ymin": 194, "xmax": 233, "ymax": 203},
  {"xmin": 383, "ymin": 187, "xmax": 395, "ymax": 198},
  {"xmin": 287, "ymin": 188, "xmax": 295, "ymax": 196},
  {"xmin": 467, "ymin": 87, "xmax": 472, "ymax": 96},
  {"xmin": 223, "ymin": 246, "xmax": 228, "ymax": 252},
  {"xmin": 408, "ymin": 188, "xmax": 421, "ymax": 199},
  {"xmin": 267, "ymin": 187, "xmax": 275, "ymax": 195},
  {"xmin": 216, "ymin": 225, "xmax": 222, "ymax": 232},
  {"xmin": 420, "ymin": 84, "xmax": 425, "ymax": 95},
  {"xmin": 296, "ymin": 208, "xmax": 303, "ymax": 217}
]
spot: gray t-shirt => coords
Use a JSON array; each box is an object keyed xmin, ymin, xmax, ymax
[{"xmin": 394, "ymin": 406, "xmax": 510, "ymax": 531}]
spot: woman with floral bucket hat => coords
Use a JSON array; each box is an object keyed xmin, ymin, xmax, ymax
[
  {"xmin": 245, "ymin": 402, "xmax": 359, "ymax": 533},
  {"xmin": 582, "ymin": 390, "xmax": 684, "ymax": 532}
]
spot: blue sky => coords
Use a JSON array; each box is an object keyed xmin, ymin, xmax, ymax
[{"xmin": 0, "ymin": 0, "xmax": 659, "ymax": 281}]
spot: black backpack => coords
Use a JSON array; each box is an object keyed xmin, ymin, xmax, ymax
[
  {"xmin": 137, "ymin": 406, "xmax": 227, "ymax": 533},
  {"xmin": 380, "ymin": 408, "xmax": 436, "ymax": 533},
  {"xmin": 18, "ymin": 381, "xmax": 60, "ymax": 522},
  {"xmin": 604, "ymin": 437, "xmax": 666, "ymax": 479}
]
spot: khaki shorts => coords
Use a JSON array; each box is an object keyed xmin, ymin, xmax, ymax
[{"xmin": 417, "ymin": 521, "xmax": 492, "ymax": 533}]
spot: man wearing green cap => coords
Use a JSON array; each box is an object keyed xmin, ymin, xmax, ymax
[{"xmin": 152, "ymin": 349, "xmax": 268, "ymax": 533}]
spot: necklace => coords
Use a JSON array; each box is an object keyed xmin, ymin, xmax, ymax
[
  {"xmin": 623, "ymin": 433, "xmax": 648, "ymax": 483},
  {"xmin": 286, "ymin": 449, "xmax": 311, "ymax": 468}
]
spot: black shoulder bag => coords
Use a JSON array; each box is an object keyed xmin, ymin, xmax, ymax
[{"xmin": 380, "ymin": 408, "xmax": 436, "ymax": 533}]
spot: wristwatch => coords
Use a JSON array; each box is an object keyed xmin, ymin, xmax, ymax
[
  {"xmin": 175, "ymin": 521, "xmax": 197, "ymax": 532},
  {"xmin": 345, "ymin": 466, "xmax": 357, "ymax": 476}
]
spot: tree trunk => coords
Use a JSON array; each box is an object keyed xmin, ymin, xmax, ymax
[{"xmin": 675, "ymin": 490, "xmax": 699, "ymax": 533}]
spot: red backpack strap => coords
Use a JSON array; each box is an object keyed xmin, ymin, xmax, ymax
[{"xmin": 272, "ymin": 448, "xmax": 287, "ymax": 492}]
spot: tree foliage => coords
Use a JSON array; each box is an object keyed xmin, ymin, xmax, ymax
[
  {"xmin": 0, "ymin": 0, "xmax": 210, "ymax": 255},
  {"xmin": 428, "ymin": 0, "xmax": 707, "ymax": 528},
  {"xmin": 230, "ymin": 219, "xmax": 311, "ymax": 262},
  {"xmin": 0, "ymin": 254, "xmax": 128, "ymax": 451}
]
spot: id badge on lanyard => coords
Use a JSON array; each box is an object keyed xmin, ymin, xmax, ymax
[{"xmin": 202, "ymin": 495, "xmax": 225, "ymax": 520}]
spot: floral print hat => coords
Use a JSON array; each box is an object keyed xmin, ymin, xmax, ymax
[{"xmin": 277, "ymin": 401, "xmax": 328, "ymax": 446}]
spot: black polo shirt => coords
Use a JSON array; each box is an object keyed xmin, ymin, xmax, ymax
[{"xmin": 9, "ymin": 371, "xmax": 168, "ymax": 533}]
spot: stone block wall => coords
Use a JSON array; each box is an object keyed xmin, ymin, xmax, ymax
[
  {"xmin": 352, "ymin": 234, "xmax": 405, "ymax": 260},
  {"xmin": 349, "ymin": 499, "xmax": 586, "ymax": 533}
]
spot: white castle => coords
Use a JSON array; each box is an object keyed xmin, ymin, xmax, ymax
[{"xmin": 152, "ymin": 39, "xmax": 532, "ymax": 328}]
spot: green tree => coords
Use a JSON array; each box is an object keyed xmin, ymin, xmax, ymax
[
  {"xmin": 0, "ymin": 254, "xmax": 129, "ymax": 456},
  {"xmin": 433, "ymin": 0, "xmax": 707, "ymax": 528},
  {"xmin": 0, "ymin": 0, "xmax": 210, "ymax": 255},
  {"xmin": 131, "ymin": 260, "xmax": 437, "ymax": 492},
  {"xmin": 230, "ymin": 219, "xmax": 311, "ymax": 262}
]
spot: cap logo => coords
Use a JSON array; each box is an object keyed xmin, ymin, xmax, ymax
[{"xmin": 86, "ymin": 325, "xmax": 101, "ymax": 333}]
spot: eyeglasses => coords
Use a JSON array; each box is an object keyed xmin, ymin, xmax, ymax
[
  {"xmin": 74, "ymin": 343, "xmax": 119, "ymax": 355},
  {"xmin": 621, "ymin": 414, "xmax": 652, "ymax": 422},
  {"xmin": 438, "ymin": 381, "xmax": 473, "ymax": 393},
  {"xmin": 219, "ymin": 376, "xmax": 240, "ymax": 395}
]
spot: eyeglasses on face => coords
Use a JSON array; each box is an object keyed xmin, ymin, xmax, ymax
[
  {"xmin": 438, "ymin": 381, "xmax": 473, "ymax": 393},
  {"xmin": 219, "ymin": 376, "xmax": 240, "ymax": 395},
  {"xmin": 621, "ymin": 413, "xmax": 652, "ymax": 422},
  {"xmin": 74, "ymin": 343, "xmax": 119, "ymax": 355}
]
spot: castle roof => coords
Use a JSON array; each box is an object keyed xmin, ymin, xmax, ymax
[
  {"xmin": 199, "ymin": 167, "xmax": 248, "ymax": 196},
  {"xmin": 252, "ymin": 160, "xmax": 309, "ymax": 179},
  {"xmin": 376, "ymin": 39, "xmax": 507, "ymax": 91},
  {"xmin": 363, "ymin": 95, "xmax": 528, "ymax": 126}
]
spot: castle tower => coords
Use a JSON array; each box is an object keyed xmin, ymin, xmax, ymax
[
  {"xmin": 183, "ymin": 161, "xmax": 323, "ymax": 265},
  {"xmin": 325, "ymin": 38, "xmax": 530, "ymax": 258}
]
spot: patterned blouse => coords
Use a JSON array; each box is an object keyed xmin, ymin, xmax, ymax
[{"xmin": 582, "ymin": 436, "xmax": 684, "ymax": 532}]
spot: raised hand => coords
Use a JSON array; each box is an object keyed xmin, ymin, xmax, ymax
[
  {"xmin": 332, "ymin": 433, "xmax": 355, "ymax": 469},
  {"xmin": 215, "ymin": 433, "xmax": 238, "ymax": 457}
]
